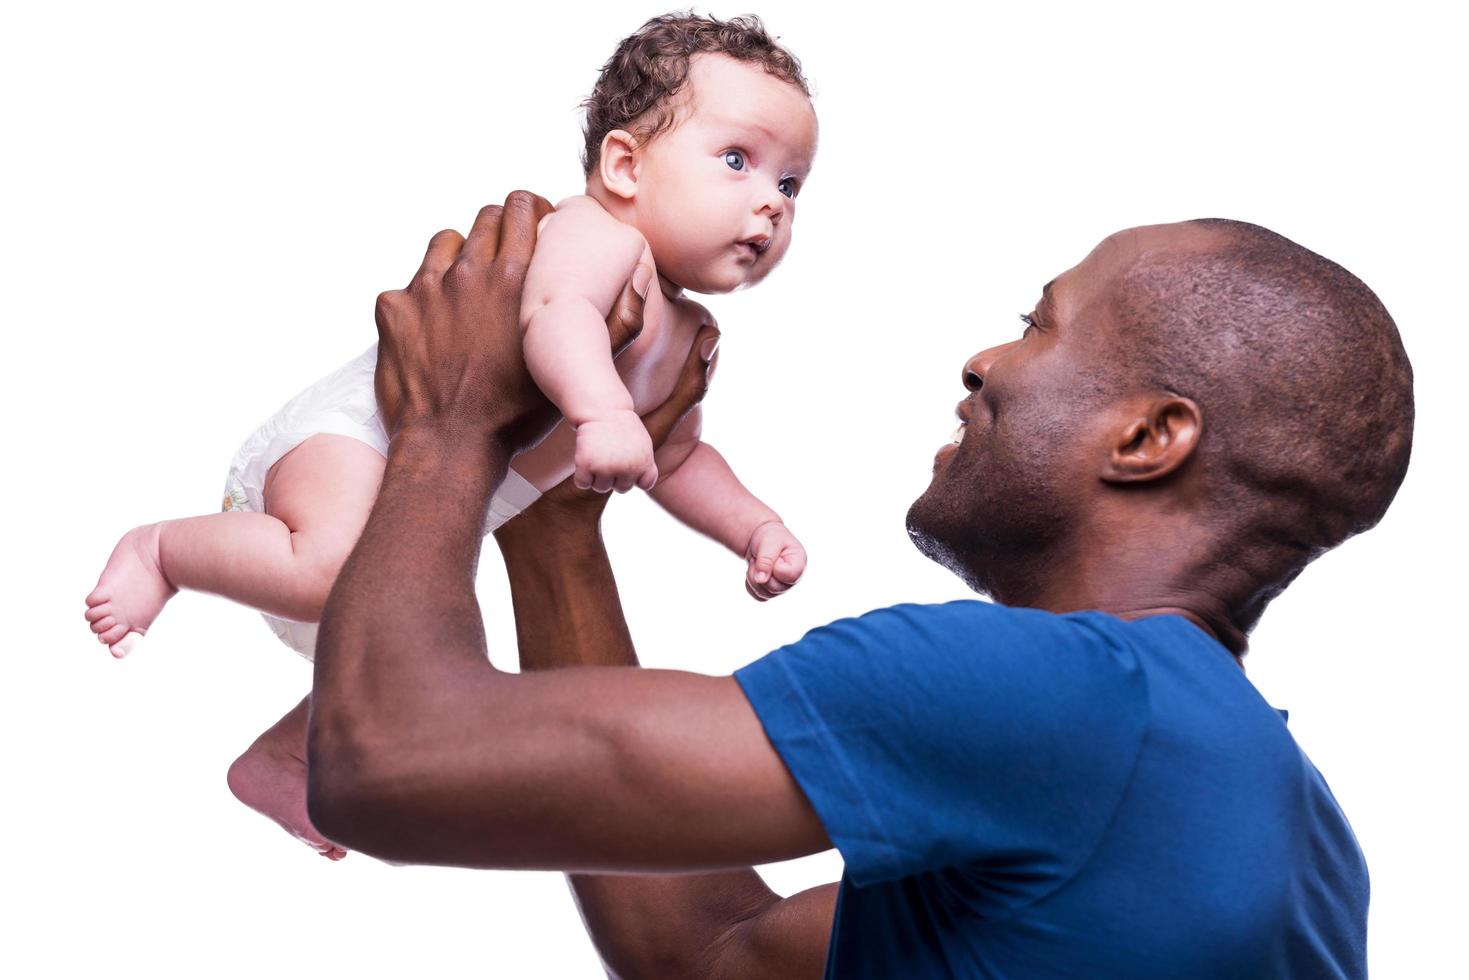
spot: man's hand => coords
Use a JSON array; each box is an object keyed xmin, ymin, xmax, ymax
[
  {"xmin": 745, "ymin": 521, "xmax": 808, "ymax": 601},
  {"xmin": 372, "ymin": 191, "xmax": 559, "ymax": 455}
]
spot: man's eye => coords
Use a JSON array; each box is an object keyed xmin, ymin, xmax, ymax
[
  {"xmin": 1019, "ymin": 312, "xmax": 1038, "ymax": 335},
  {"xmin": 778, "ymin": 177, "xmax": 798, "ymax": 198},
  {"xmin": 723, "ymin": 150, "xmax": 746, "ymax": 171}
]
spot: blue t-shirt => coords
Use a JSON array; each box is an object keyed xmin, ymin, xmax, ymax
[{"xmin": 735, "ymin": 601, "xmax": 1367, "ymax": 979}]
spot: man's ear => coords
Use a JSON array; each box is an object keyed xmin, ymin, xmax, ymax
[
  {"xmin": 1100, "ymin": 394, "xmax": 1203, "ymax": 484},
  {"xmin": 599, "ymin": 129, "xmax": 640, "ymax": 200}
]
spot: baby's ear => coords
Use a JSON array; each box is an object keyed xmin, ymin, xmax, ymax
[{"xmin": 598, "ymin": 129, "xmax": 640, "ymax": 200}]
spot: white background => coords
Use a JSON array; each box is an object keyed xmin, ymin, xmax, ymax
[{"xmin": 4, "ymin": 1, "xmax": 1464, "ymax": 976}]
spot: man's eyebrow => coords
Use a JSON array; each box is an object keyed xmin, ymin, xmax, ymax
[{"xmin": 1038, "ymin": 279, "xmax": 1056, "ymax": 313}]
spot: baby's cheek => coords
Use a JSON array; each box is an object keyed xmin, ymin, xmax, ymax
[{"xmin": 769, "ymin": 234, "xmax": 795, "ymax": 267}]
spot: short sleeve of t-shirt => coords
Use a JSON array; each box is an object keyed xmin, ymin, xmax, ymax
[{"xmin": 735, "ymin": 600, "xmax": 1149, "ymax": 893}]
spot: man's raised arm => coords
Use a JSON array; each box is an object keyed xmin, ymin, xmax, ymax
[
  {"xmin": 305, "ymin": 192, "xmax": 830, "ymax": 877},
  {"xmin": 494, "ymin": 329, "xmax": 834, "ymax": 979}
]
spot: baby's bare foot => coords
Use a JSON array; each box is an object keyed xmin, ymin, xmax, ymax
[
  {"xmin": 227, "ymin": 733, "xmax": 348, "ymax": 860},
  {"xmin": 85, "ymin": 523, "xmax": 177, "ymax": 657}
]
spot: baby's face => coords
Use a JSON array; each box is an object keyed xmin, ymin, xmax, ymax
[{"xmin": 633, "ymin": 53, "xmax": 818, "ymax": 294}]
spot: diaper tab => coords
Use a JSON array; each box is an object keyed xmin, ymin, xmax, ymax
[{"xmin": 222, "ymin": 485, "xmax": 249, "ymax": 513}]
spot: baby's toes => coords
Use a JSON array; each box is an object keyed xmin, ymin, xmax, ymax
[
  {"xmin": 108, "ymin": 633, "xmax": 142, "ymax": 659},
  {"xmin": 91, "ymin": 615, "xmax": 117, "ymax": 635},
  {"xmin": 84, "ymin": 601, "xmax": 111, "ymax": 624},
  {"xmin": 99, "ymin": 623, "xmax": 131, "ymax": 647}
]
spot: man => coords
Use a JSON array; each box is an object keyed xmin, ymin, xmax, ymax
[{"xmin": 307, "ymin": 193, "xmax": 1413, "ymax": 978}]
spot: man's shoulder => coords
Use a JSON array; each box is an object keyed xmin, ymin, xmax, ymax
[
  {"xmin": 736, "ymin": 601, "xmax": 1156, "ymax": 889},
  {"xmin": 743, "ymin": 600, "xmax": 1152, "ymax": 729},
  {"xmin": 807, "ymin": 600, "xmax": 1150, "ymax": 663}
]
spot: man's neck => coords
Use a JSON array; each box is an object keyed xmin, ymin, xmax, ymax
[{"xmin": 992, "ymin": 518, "xmax": 1251, "ymax": 665}]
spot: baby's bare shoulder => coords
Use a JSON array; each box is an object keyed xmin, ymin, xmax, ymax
[
  {"xmin": 526, "ymin": 196, "xmax": 649, "ymax": 309},
  {"xmin": 540, "ymin": 195, "xmax": 644, "ymax": 245}
]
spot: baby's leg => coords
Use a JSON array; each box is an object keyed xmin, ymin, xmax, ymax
[
  {"xmin": 85, "ymin": 434, "xmax": 385, "ymax": 656},
  {"xmin": 227, "ymin": 694, "xmax": 346, "ymax": 860}
]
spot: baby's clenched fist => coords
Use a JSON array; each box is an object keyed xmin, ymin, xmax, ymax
[
  {"xmin": 574, "ymin": 409, "xmax": 658, "ymax": 493},
  {"xmin": 744, "ymin": 520, "xmax": 806, "ymax": 602}
]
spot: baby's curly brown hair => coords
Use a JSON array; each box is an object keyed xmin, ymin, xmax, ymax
[{"xmin": 581, "ymin": 11, "xmax": 811, "ymax": 178}]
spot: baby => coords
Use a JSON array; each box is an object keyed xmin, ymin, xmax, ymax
[{"xmin": 83, "ymin": 13, "xmax": 817, "ymax": 858}]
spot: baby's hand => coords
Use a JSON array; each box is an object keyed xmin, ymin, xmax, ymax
[
  {"xmin": 744, "ymin": 520, "xmax": 807, "ymax": 602},
  {"xmin": 574, "ymin": 409, "xmax": 658, "ymax": 493}
]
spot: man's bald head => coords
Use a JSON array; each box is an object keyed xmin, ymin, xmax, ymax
[{"xmin": 1112, "ymin": 220, "xmax": 1413, "ymax": 574}]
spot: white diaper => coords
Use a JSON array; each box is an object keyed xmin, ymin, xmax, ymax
[{"xmin": 222, "ymin": 343, "xmax": 542, "ymax": 660}]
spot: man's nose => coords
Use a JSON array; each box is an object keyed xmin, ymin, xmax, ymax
[{"xmin": 961, "ymin": 343, "xmax": 1016, "ymax": 391}]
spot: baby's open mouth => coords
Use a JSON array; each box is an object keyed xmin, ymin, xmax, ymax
[{"xmin": 739, "ymin": 237, "xmax": 770, "ymax": 258}]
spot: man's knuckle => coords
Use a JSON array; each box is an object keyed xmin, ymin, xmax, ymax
[
  {"xmin": 374, "ymin": 289, "xmax": 405, "ymax": 325},
  {"xmin": 504, "ymin": 189, "xmax": 536, "ymax": 213},
  {"xmin": 493, "ymin": 258, "xmax": 529, "ymax": 286},
  {"xmin": 444, "ymin": 261, "xmax": 475, "ymax": 290}
]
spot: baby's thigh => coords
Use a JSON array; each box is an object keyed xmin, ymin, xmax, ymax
[{"xmin": 262, "ymin": 433, "xmax": 386, "ymax": 565}]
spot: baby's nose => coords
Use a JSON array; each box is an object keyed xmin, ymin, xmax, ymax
[{"xmin": 755, "ymin": 188, "xmax": 786, "ymax": 221}]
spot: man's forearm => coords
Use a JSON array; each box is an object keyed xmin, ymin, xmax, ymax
[
  {"xmin": 308, "ymin": 424, "xmax": 509, "ymax": 853},
  {"xmin": 495, "ymin": 507, "xmax": 795, "ymax": 979},
  {"xmin": 498, "ymin": 513, "xmax": 633, "ymax": 672}
]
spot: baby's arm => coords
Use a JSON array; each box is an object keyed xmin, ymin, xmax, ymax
[
  {"xmin": 521, "ymin": 200, "xmax": 655, "ymax": 492},
  {"xmin": 651, "ymin": 411, "xmax": 807, "ymax": 601}
]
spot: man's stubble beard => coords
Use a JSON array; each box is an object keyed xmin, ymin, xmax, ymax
[{"xmin": 905, "ymin": 413, "xmax": 1081, "ymax": 605}]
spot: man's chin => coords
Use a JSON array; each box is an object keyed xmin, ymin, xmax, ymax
[{"xmin": 904, "ymin": 495, "xmax": 993, "ymax": 598}]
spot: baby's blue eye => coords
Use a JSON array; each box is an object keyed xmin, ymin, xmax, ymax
[
  {"xmin": 723, "ymin": 150, "xmax": 745, "ymax": 171},
  {"xmin": 778, "ymin": 177, "xmax": 797, "ymax": 198}
]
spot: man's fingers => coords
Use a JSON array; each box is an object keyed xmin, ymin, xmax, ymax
[
  {"xmin": 606, "ymin": 263, "xmax": 653, "ymax": 357},
  {"xmin": 494, "ymin": 190, "xmax": 553, "ymax": 284},
  {"xmin": 640, "ymin": 325, "xmax": 719, "ymax": 447},
  {"xmin": 461, "ymin": 204, "xmax": 504, "ymax": 266},
  {"xmin": 414, "ymin": 228, "xmax": 465, "ymax": 286}
]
